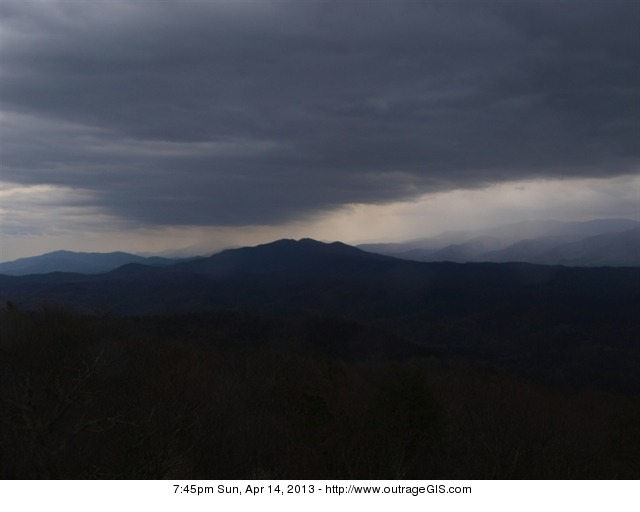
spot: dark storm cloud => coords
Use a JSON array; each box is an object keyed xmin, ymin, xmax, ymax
[{"xmin": 1, "ymin": 0, "xmax": 638, "ymax": 226}]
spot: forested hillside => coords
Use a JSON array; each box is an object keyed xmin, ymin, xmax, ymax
[{"xmin": 2, "ymin": 306, "xmax": 638, "ymax": 479}]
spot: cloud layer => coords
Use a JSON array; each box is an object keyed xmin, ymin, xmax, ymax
[{"xmin": 1, "ymin": 0, "xmax": 638, "ymax": 229}]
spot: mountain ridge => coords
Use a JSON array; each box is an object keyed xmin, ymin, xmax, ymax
[
  {"xmin": 0, "ymin": 250, "xmax": 187, "ymax": 276},
  {"xmin": 358, "ymin": 218, "xmax": 640, "ymax": 266},
  {"xmin": 174, "ymin": 237, "xmax": 396, "ymax": 277},
  {"xmin": 2, "ymin": 217, "xmax": 639, "ymax": 277},
  {"xmin": 1, "ymin": 237, "xmax": 638, "ymax": 394}
]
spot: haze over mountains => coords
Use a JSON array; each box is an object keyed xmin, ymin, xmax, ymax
[
  {"xmin": 358, "ymin": 218, "xmax": 640, "ymax": 267},
  {"xmin": 1, "ymin": 218, "xmax": 638, "ymax": 276}
]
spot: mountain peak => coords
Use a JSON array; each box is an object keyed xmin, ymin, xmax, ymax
[
  {"xmin": 177, "ymin": 237, "xmax": 392, "ymax": 277},
  {"xmin": 263, "ymin": 237, "xmax": 324, "ymax": 246}
]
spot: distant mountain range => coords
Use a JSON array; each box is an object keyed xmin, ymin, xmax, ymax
[
  {"xmin": 2, "ymin": 236, "xmax": 636, "ymax": 315},
  {"xmin": 0, "ymin": 250, "xmax": 191, "ymax": 276},
  {"xmin": 1, "ymin": 236, "xmax": 639, "ymax": 391},
  {"xmin": 358, "ymin": 218, "xmax": 640, "ymax": 266},
  {"xmin": 2, "ymin": 218, "xmax": 637, "ymax": 276},
  {"xmin": 0, "ymin": 239, "xmax": 400, "ymax": 312}
]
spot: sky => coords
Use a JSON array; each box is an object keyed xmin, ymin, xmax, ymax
[{"xmin": 1, "ymin": 0, "xmax": 638, "ymax": 261}]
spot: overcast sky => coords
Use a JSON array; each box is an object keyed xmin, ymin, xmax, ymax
[{"xmin": 1, "ymin": 0, "xmax": 638, "ymax": 261}]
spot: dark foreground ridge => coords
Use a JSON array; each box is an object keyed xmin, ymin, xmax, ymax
[{"xmin": 2, "ymin": 307, "xmax": 639, "ymax": 479}]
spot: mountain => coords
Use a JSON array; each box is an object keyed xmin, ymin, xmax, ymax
[
  {"xmin": 2, "ymin": 238, "xmax": 638, "ymax": 312},
  {"xmin": 534, "ymin": 227, "xmax": 640, "ymax": 266},
  {"xmin": 1, "ymin": 238, "xmax": 637, "ymax": 325},
  {"xmin": 478, "ymin": 218, "xmax": 638, "ymax": 243},
  {"xmin": 0, "ymin": 239, "xmax": 407, "ymax": 315},
  {"xmin": 6, "ymin": 218, "xmax": 636, "ymax": 276},
  {"xmin": 1, "ymin": 237, "xmax": 639, "ymax": 392},
  {"xmin": 3, "ymin": 238, "xmax": 638, "ymax": 483},
  {"xmin": 359, "ymin": 218, "xmax": 640, "ymax": 266},
  {"xmin": 174, "ymin": 238, "xmax": 394, "ymax": 277},
  {"xmin": 395, "ymin": 236, "xmax": 505, "ymax": 263},
  {"xmin": 0, "ymin": 250, "xmax": 180, "ymax": 276}
]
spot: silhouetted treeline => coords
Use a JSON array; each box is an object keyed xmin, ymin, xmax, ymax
[{"xmin": 1, "ymin": 305, "xmax": 638, "ymax": 479}]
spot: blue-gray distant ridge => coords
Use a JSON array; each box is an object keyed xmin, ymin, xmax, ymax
[{"xmin": 0, "ymin": 250, "xmax": 178, "ymax": 276}]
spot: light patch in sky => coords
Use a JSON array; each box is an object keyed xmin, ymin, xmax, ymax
[
  {"xmin": 1, "ymin": 183, "xmax": 110, "ymax": 236},
  {"xmin": 307, "ymin": 174, "xmax": 640, "ymax": 244},
  {"xmin": 1, "ymin": 175, "xmax": 637, "ymax": 262}
]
